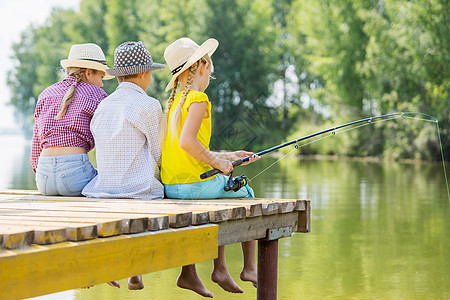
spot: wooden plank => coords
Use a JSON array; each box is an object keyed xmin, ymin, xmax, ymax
[
  {"xmin": 147, "ymin": 215, "xmax": 169, "ymax": 231},
  {"xmin": 228, "ymin": 206, "xmax": 246, "ymax": 220},
  {"xmin": 0, "ymin": 213, "xmax": 145, "ymax": 234},
  {"xmin": 261, "ymin": 202, "xmax": 279, "ymax": 215},
  {"xmin": 0, "ymin": 218, "xmax": 97, "ymax": 244},
  {"xmin": 0, "ymin": 192, "xmax": 305, "ymax": 206},
  {"xmin": 0, "ymin": 217, "xmax": 120, "ymax": 239},
  {"xmin": 0, "ymin": 194, "xmax": 284, "ymax": 218},
  {"xmin": 0, "ymin": 225, "xmax": 218, "ymax": 300},
  {"xmin": 192, "ymin": 211, "xmax": 210, "ymax": 225},
  {"xmin": 0, "ymin": 189, "xmax": 41, "ymax": 195},
  {"xmin": 0, "ymin": 208, "xmax": 169, "ymax": 232},
  {"xmin": 296, "ymin": 200, "xmax": 311, "ymax": 233},
  {"xmin": 0, "ymin": 203, "xmax": 192, "ymax": 228},
  {"xmin": 0, "ymin": 227, "xmax": 34, "ymax": 249},
  {"xmin": 208, "ymin": 208, "xmax": 229, "ymax": 223},
  {"xmin": 0, "ymin": 224, "xmax": 66, "ymax": 246},
  {"xmin": 277, "ymin": 201, "xmax": 296, "ymax": 213},
  {"xmin": 295, "ymin": 200, "xmax": 307, "ymax": 211},
  {"xmin": 0, "ymin": 199, "xmax": 237, "ymax": 222},
  {"xmin": 217, "ymin": 212, "xmax": 300, "ymax": 246},
  {"xmin": 168, "ymin": 211, "xmax": 192, "ymax": 228},
  {"xmin": 0, "ymin": 217, "xmax": 98, "ymax": 242}
]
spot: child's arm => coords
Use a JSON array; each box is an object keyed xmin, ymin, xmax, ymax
[{"xmin": 179, "ymin": 102, "xmax": 233, "ymax": 174}]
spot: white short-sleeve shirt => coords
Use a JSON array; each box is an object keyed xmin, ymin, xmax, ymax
[{"xmin": 82, "ymin": 82, "xmax": 164, "ymax": 199}]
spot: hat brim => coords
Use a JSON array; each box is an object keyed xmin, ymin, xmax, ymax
[
  {"xmin": 106, "ymin": 63, "xmax": 166, "ymax": 77},
  {"xmin": 60, "ymin": 59, "xmax": 114, "ymax": 80},
  {"xmin": 165, "ymin": 38, "xmax": 219, "ymax": 92}
]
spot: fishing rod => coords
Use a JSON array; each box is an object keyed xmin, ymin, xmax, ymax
[{"xmin": 200, "ymin": 112, "xmax": 439, "ymax": 180}]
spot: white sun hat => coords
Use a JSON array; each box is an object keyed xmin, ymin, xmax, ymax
[
  {"xmin": 164, "ymin": 38, "xmax": 219, "ymax": 91},
  {"xmin": 60, "ymin": 43, "xmax": 114, "ymax": 80}
]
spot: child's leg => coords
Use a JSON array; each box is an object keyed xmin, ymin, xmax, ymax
[
  {"xmin": 128, "ymin": 275, "xmax": 144, "ymax": 290},
  {"xmin": 240, "ymin": 240, "xmax": 257, "ymax": 287},
  {"xmin": 211, "ymin": 245, "xmax": 244, "ymax": 293},
  {"xmin": 177, "ymin": 264, "xmax": 213, "ymax": 298},
  {"xmin": 106, "ymin": 281, "xmax": 120, "ymax": 288},
  {"xmin": 82, "ymin": 281, "xmax": 120, "ymax": 289}
]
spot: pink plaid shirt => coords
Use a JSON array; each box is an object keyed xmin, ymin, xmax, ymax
[{"xmin": 31, "ymin": 76, "xmax": 107, "ymax": 171}]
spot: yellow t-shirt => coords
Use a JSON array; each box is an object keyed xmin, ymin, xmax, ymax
[{"xmin": 161, "ymin": 90, "xmax": 214, "ymax": 184}]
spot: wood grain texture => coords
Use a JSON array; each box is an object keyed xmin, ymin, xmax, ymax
[
  {"xmin": 0, "ymin": 225, "xmax": 218, "ymax": 300},
  {"xmin": 217, "ymin": 212, "xmax": 300, "ymax": 246}
]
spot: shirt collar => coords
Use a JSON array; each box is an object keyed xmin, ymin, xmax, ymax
[{"xmin": 117, "ymin": 82, "xmax": 146, "ymax": 95}]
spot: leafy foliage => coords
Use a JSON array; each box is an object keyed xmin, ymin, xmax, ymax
[{"xmin": 7, "ymin": 0, "xmax": 449, "ymax": 159}]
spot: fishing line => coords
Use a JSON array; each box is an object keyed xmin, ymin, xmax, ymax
[
  {"xmin": 249, "ymin": 114, "xmax": 450, "ymax": 203},
  {"xmin": 200, "ymin": 112, "xmax": 448, "ymax": 201},
  {"xmin": 401, "ymin": 116, "xmax": 449, "ymax": 202},
  {"xmin": 436, "ymin": 121, "xmax": 450, "ymax": 202},
  {"xmin": 249, "ymin": 115, "xmax": 402, "ymax": 181},
  {"xmin": 248, "ymin": 146, "xmax": 297, "ymax": 183}
]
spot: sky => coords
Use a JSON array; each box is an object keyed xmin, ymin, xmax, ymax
[{"xmin": 0, "ymin": 0, "xmax": 81, "ymax": 131}]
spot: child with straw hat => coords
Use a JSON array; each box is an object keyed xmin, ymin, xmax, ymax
[
  {"xmin": 161, "ymin": 37, "xmax": 260, "ymax": 297},
  {"xmin": 31, "ymin": 43, "xmax": 113, "ymax": 196}
]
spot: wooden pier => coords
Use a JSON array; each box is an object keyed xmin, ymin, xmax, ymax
[{"xmin": 0, "ymin": 190, "xmax": 310, "ymax": 300}]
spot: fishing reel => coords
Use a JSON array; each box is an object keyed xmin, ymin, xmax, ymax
[{"xmin": 224, "ymin": 171, "xmax": 249, "ymax": 192}]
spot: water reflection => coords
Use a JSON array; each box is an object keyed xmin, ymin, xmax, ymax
[
  {"xmin": 0, "ymin": 135, "xmax": 36, "ymax": 190},
  {"xmin": 1, "ymin": 135, "xmax": 448, "ymax": 299}
]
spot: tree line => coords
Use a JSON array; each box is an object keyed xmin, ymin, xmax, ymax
[{"xmin": 7, "ymin": 0, "xmax": 449, "ymax": 160}]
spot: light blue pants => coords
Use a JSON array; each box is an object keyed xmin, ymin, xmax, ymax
[
  {"xmin": 35, "ymin": 153, "xmax": 97, "ymax": 196},
  {"xmin": 164, "ymin": 174, "xmax": 255, "ymax": 199}
]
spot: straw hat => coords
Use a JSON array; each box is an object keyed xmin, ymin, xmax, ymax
[
  {"xmin": 164, "ymin": 38, "xmax": 219, "ymax": 91},
  {"xmin": 60, "ymin": 43, "xmax": 114, "ymax": 80},
  {"xmin": 106, "ymin": 41, "xmax": 165, "ymax": 77}
]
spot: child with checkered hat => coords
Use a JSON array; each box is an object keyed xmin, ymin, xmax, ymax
[{"xmin": 82, "ymin": 41, "xmax": 165, "ymax": 290}]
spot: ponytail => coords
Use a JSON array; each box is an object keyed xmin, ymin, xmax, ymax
[{"xmin": 54, "ymin": 68, "xmax": 85, "ymax": 120}]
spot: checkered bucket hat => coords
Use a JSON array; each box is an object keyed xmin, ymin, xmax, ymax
[{"xmin": 106, "ymin": 41, "xmax": 165, "ymax": 76}]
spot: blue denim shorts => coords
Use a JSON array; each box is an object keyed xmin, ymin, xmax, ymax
[
  {"xmin": 164, "ymin": 174, "xmax": 255, "ymax": 199},
  {"xmin": 35, "ymin": 153, "xmax": 97, "ymax": 196}
]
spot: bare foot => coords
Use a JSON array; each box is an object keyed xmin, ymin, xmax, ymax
[
  {"xmin": 128, "ymin": 275, "xmax": 144, "ymax": 290},
  {"xmin": 177, "ymin": 265, "xmax": 213, "ymax": 298},
  {"xmin": 240, "ymin": 268, "xmax": 257, "ymax": 288},
  {"xmin": 107, "ymin": 281, "xmax": 120, "ymax": 288},
  {"xmin": 211, "ymin": 267, "xmax": 244, "ymax": 293}
]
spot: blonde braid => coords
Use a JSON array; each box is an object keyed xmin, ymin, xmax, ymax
[
  {"xmin": 55, "ymin": 68, "xmax": 85, "ymax": 120},
  {"xmin": 159, "ymin": 77, "xmax": 179, "ymax": 144},
  {"xmin": 167, "ymin": 77, "xmax": 179, "ymax": 113},
  {"xmin": 170, "ymin": 62, "xmax": 198, "ymax": 139}
]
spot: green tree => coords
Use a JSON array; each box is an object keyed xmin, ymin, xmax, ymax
[
  {"xmin": 137, "ymin": 0, "xmax": 207, "ymax": 105},
  {"xmin": 7, "ymin": 8, "xmax": 77, "ymax": 136},
  {"xmin": 204, "ymin": 0, "xmax": 281, "ymax": 150},
  {"xmin": 358, "ymin": 0, "xmax": 449, "ymax": 159}
]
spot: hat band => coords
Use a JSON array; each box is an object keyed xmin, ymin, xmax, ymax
[
  {"xmin": 78, "ymin": 58, "xmax": 107, "ymax": 66},
  {"xmin": 171, "ymin": 62, "xmax": 187, "ymax": 75}
]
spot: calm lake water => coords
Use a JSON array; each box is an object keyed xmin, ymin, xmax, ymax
[{"xmin": 1, "ymin": 135, "xmax": 448, "ymax": 300}]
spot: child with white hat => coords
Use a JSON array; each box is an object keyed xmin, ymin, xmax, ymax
[
  {"xmin": 160, "ymin": 37, "xmax": 260, "ymax": 297},
  {"xmin": 31, "ymin": 43, "xmax": 113, "ymax": 196}
]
